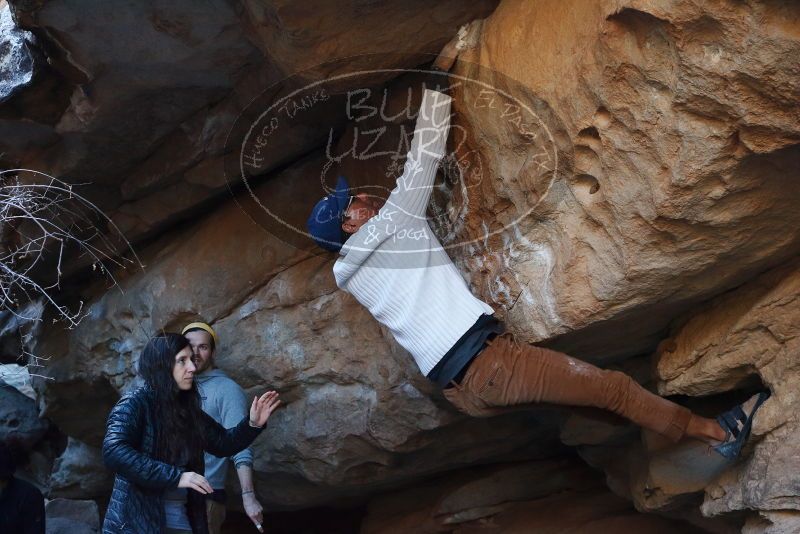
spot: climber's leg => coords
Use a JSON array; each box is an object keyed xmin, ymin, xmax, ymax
[{"xmin": 443, "ymin": 332, "xmax": 705, "ymax": 443}]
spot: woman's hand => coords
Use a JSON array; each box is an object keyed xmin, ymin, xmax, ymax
[
  {"xmin": 249, "ymin": 391, "xmax": 281, "ymax": 428},
  {"xmin": 178, "ymin": 472, "xmax": 213, "ymax": 494}
]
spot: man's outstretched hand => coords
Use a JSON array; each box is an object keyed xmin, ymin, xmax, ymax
[{"xmin": 249, "ymin": 391, "xmax": 281, "ymax": 428}]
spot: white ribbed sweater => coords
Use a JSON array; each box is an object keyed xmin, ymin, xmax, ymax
[{"xmin": 333, "ymin": 89, "xmax": 495, "ymax": 375}]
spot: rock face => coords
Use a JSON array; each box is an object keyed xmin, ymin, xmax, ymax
[
  {"xmin": 361, "ymin": 457, "xmax": 708, "ymax": 533},
  {"xmin": 238, "ymin": 0, "xmax": 498, "ymax": 79},
  {"xmin": 450, "ymin": 0, "xmax": 800, "ymax": 362},
  {"xmin": 45, "ymin": 498, "xmax": 101, "ymax": 534},
  {"xmin": 49, "ymin": 438, "xmax": 114, "ymax": 499},
  {"xmin": 2, "ymin": 0, "xmax": 497, "ymax": 244},
  {"xmin": 654, "ymin": 258, "xmax": 800, "ymax": 533},
  {"xmin": 1, "ymin": 0, "xmax": 799, "ymax": 531},
  {"xmin": 0, "ymin": 378, "xmax": 47, "ymax": 449},
  {"xmin": 0, "ymin": 363, "xmax": 36, "ymax": 399},
  {"xmin": 0, "ymin": 1, "xmax": 36, "ymax": 102}
]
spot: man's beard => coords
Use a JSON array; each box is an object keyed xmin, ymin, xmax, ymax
[{"xmin": 196, "ymin": 358, "xmax": 213, "ymax": 373}]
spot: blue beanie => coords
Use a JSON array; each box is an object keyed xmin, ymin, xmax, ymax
[{"xmin": 307, "ymin": 176, "xmax": 350, "ymax": 252}]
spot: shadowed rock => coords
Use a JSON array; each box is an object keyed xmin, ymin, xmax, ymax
[
  {"xmin": 0, "ymin": 3, "xmax": 36, "ymax": 102},
  {"xmin": 0, "ymin": 379, "xmax": 47, "ymax": 449}
]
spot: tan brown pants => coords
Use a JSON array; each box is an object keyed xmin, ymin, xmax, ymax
[
  {"xmin": 443, "ymin": 333, "xmax": 692, "ymax": 442},
  {"xmin": 206, "ymin": 499, "xmax": 226, "ymax": 534}
]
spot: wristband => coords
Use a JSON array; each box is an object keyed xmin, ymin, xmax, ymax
[{"xmin": 241, "ymin": 490, "xmax": 255, "ymax": 496}]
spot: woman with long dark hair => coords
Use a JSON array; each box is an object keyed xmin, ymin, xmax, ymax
[{"xmin": 101, "ymin": 333, "xmax": 280, "ymax": 534}]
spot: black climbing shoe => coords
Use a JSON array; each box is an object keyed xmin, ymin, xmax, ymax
[{"xmin": 713, "ymin": 391, "xmax": 770, "ymax": 460}]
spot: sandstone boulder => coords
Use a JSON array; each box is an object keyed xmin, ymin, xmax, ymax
[
  {"xmin": 0, "ymin": 1, "xmax": 36, "ymax": 102},
  {"xmin": 0, "ymin": 377, "xmax": 47, "ymax": 449},
  {"xmin": 361, "ymin": 457, "xmax": 709, "ymax": 533},
  {"xmin": 3, "ymin": 0, "xmax": 500, "ymax": 247},
  {"xmin": 238, "ymin": 0, "xmax": 497, "ymax": 81},
  {"xmin": 448, "ymin": 0, "xmax": 800, "ymax": 363},
  {"xmin": 653, "ymin": 257, "xmax": 800, "ymax": 533},
  {"xmin": 45, "ymin": 498, "xmax": 100, "ymax": 534},
  {"xmin": 49, "ymin": 438, "xmax": 113, "ymax": 499},
  {"xmin": 0, "ymin": 363, "xmax": 35, "ymax": 399}
]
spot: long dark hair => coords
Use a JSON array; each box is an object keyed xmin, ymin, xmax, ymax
[{"xmin": 137, "ymin": 333, "xmax": 205, "ymax": 465}]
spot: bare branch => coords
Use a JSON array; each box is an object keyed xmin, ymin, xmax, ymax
[{"xmin": 0, "ymin": 169, "xmax": 142, "ymax": 335}]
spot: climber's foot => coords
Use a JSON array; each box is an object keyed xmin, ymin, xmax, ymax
[
  {"xmin": 712, "ymin": 391, "xmax": 770, "ymax": 460},
  {"xmin": 685, "ymin": 414, "xmax": 727, "ymax": 444}
]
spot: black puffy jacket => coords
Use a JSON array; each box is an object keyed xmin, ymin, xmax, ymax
[{"xmin": 101, "ymin": 386, "xmax": 262, "ymax": 534}]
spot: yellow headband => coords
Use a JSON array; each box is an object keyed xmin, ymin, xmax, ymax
[{"xmin": 182, "ymin": 322, "xmax": 219, "ymax": 346}]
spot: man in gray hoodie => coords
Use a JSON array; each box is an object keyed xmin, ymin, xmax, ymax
[{"xmin": 182, "ymin": 322, "xmax": 264, "ymax": 534}]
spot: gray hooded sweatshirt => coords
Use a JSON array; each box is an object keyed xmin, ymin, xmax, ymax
[{"xmin": 195, "ymin": 368, "xmax": 254, "ymax": 490}]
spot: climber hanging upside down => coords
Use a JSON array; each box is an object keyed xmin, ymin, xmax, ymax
[{"xmin": 307, "ymin": 29, "xmax": 768, "ymax": 460}]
